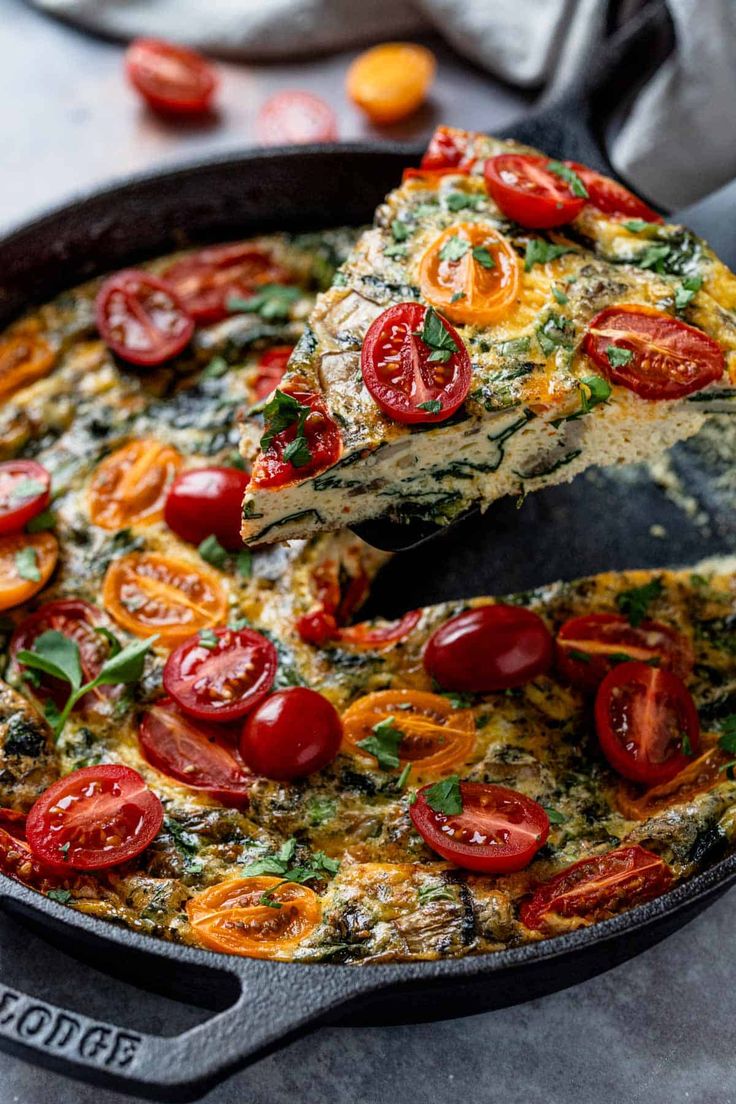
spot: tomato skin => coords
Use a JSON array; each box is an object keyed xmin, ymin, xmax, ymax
[
  {"xmin": 566, "ymin": 163, "xmax": 662, "ymax": 222},
  {"xmin": 256, "ymin": 91, "xmax": 337, "ymax": 146},
  {"xmin": 424, "ymin": 604, "xmax": 553, "ymax": 692},
  {"xmin": 250, "ymin": 384, "xmax": 342, "ymax": 489},
  {"xmin": 484, "ymin": 154, "xmax": 585, "ymax": 229},
  {"xmin": 346, "ymin": 43, "xmax": 435, "ymax": 125},
  {"xmin": 164, "ymin": 467, "xmax": 249, "ymax": 551},
  {"xmin": 0, "ymin": 532, "xmax": 59, "ymax": 612},
  {"xmin": 418, "ymin": 223, "xmax": 519, "ymax": 327},
  {"xmin": 125, "ymin": 38, "xmax": 217, "ymax": 114},
  {"xmin": 521, "ymin": 844, "xmax": 672, "ymax": 931},
  {"xmin": 556, "ymin": 613, "xmax": 693, "ymax": 692},
  {"xmin": 595, "ymin": 661, "xmax": 700, "ymax": 785},
  {"xmin": 0, "ymin": 460, "xmax": 51, "ymax": 536},
  {"xmin": 361, "ymin": 303, "xmax": 471, "ymax": 424},
  {"xmin": 88, "ymin": 439, "xmax": 182, "ymax": 531},
  {"xmin": 337, "ymin": 609, "xmax": 421, "ymax": 649},
  {"xmin": 420, "ymin": 126, "xmax": 473, "ymax": 171},
  {"xmin": 163, "ymin": 244, "xmax": 289, "ymax": 325},
  {"xmin": 139, "ymin": 699, "xmax": 252, "ymax": 806},
  {"xmin": 240, "ymin": 687, "xmax": 342, "ymax": 780},
  {"xmin": 410, "ymin": 781, "xmax": 549, "ymax": 873},
  {"xmin": 0, "ymin": 330, "xmax": 55, "ymax": 404},
  {"xmin": 583, "ymin": 305, "xmax": 724, "ymax": 400},
  {"xmin": 187, "ymin": 876, "xmax": 321, "ymax": 958},
  {"xmin": 26, "ymin": 765, "xmax": 163, "ymax": 871},
  {"xmin": 163, "ymin": 627, "xmax": 277, "ymax": 723},
  {"xmin": 253, "ymin": 345, "xmax": 294, "ymax": 401},
  {"xmin": 96, "ymin": 269, "xmax": 194, "ymax": 366}
]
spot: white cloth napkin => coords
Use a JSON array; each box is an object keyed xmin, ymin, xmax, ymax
[{"xmin": 31, "ymin": 0, "xmax": 736, "ymax": 208}]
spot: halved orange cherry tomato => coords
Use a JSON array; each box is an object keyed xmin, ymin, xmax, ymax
[
  {"xmin": 125, "ymin": 38, "xmax": 218, "ymax": 115},
  {"xmin": 187, "ymin": 876, "xmax": 321, "ymax": 959},
  {"xmin": 96, "ymin": 269, "xmax": 194, "ymax": 366},
  {"xmin": 556, "ymin": 612, "xmax": 693, "ymax": 692},
  {"xmin": 0, "ymin": 532, "xmax": 58, "ymax": 611},
  {"xmin": 163, "ymin": 627, "xmax": 277, "ymax": 723},
  {"xmin": 361, "ymin": 302, "xmax": 471, "ymax": 424},
  {"xmin": 583, "ymin": 305, "xmax": 724, "ymax": 400},
  {"xmin": 0, "ymin": 460, "xmax": 51, "ymax": 536},
  {"xmin": 420, "ymin": 126, "xmax": 474, "ymax": 171},
  {"xmin": 0, "ymin": 330, "xmax": 55, "ymax": 403},
  {"xmin": 249, "ymin": 382, "xmax": 342, "ymax": 489},
  {"xmin": 419, "ymin": 223, "xmax": 520, "ymax": 327},
  {"xmin": 615, "ymin": 747, "xmax": 726, "ymax": 821},
  {"xmin": 88, "ymin": 439, "xmax": 182, "ymax": 531},
  {"xmin": 566, "ymin": 162, "xmax": 662, "ymax": 222},
  {"xmin": 102, "ymin": 551, "xmax": 227, "ymax": 647},
  {"xmin": 342, "ymin": 689, "xmax": 475, "ymax": 777},
  {"xmin": 346, "ymin": 42, "xmax": 436, "ymax": 125},
  {"xmin": 163, "ymin": 244, "xmax": 290, "ymax": 325},
  {"xmin": 521, "ymin": 844, "xmax": 672, "ymax": 931},
  {"xmin": 253, "ymin": 345, "xmax": 294, "ymax": 401},
  {"xmin": 256, "ymin": 91, "xmax": 337, "ymax": 146},
  {"xmin": 595, "ymin": 661, "xmax": 700, "ymax": 785},
  {"xmin": 484, "ymin": 154, "xmax": 585, "ymax": 229}
]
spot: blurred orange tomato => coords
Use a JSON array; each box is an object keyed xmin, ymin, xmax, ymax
[{"xmin": 346, "ymin": 43, "xmax": 436, "ymax": 125}]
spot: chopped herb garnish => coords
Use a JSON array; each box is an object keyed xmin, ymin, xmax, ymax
[
  {"xmin": 606, "ymin": 345, "xmax": 633, "ymax": 369},
  {"xmin": 439, "ymin": 236, "xmax": 470, "ymax": 263},
  {"xmin": 472, "ymin": 245, "xmax": 495, "ymax": 270},
  {"xmin": 46, "ymin": 889, "xmax": 72, "ymax": 904},
  {"xmin": 417, "ymin": 883, "xmax": 456, "ymax": 906},
  {"xmin": 15, "ymin": 546, "xmax": 40, "ymax": 582},
  {"xmin": 424, "ymin": 774, "xmax": 462, "ymax": 815},
  {"xmin": 718, "ymin": 716, "xmax": 736, "ymax": 756},
  {"xmin": 674, "ymin": 274, "xmax": 703, "ymax": 311},
  {"xmin": 282, "ymin": 433, "xmax": 312, "ymax": 467},
  {"xmin": 568, "ymin": 648, "xmax": 591, "ymax": 663},
  {"xmin": 385, "ymin": 242, "xmax": 408, "ymax": 260},
  {"xmin": 623, "ymin": 219, "xmax": 656, "ymax": 233},
  {"xmin": 543, "ymin": 806, "xmax": 566, "ymax": 824},
  {"xmin": 243, "ymin": 838, "xmax": 340, "ymax": 884},
  {"xmin": 536, "ymin": 312, "xmax": 575, "ymax": 355},
  {"xmin": 417, "ymin": 307, "xmax": 459, "ymax": 365},
  {"xmin": 236, "ymin": 549, "xmax": 253, "ymax": 578},
  {"xmin": 446, "ymin": 192, "xmax": 483, "ymax": 212},
  {"xmin": 198, "ymin": 628, "xmax": 219, "ymax": 650},
  {"xmin": 357, "ymin": 716, "xmax": 403, "ymax": 770},
  {"xmin": 227, "ymin": 284, "xmax": 300, "ymax": 321},
  {"xmin": 450, "ymin": 291, "xmax": 466, "ymax": 303},
  {"xmin": 391, "ymin": 220, "xmax": 410, "ymax": 242},
  {"xmin": 681, "ymin": 731, "xmax": 694, "ymax": 756},
  {"xmin": 546, "ymin": 161, "xmax": 588, "ymax": 198},
  {"xmin": 551, "ymin": 285, "xmax": 568, "ymax": 305},
  {"xmin": 635, "ymin": 243, "xmax": 671, "ymax": 273},
  {"xmin": 524, "ymin": 239, "xmax": 574, "ymax": 271},
  {"xmin": 579, "ymin": 374, "xmax": 612, "ymax": 412},
  {"xmin": 198, "ymin": 534, "xmax": 229, "ymax": 569},
  {"xmin": 396, "ymin": 763, "xmax": 412, "ymax": 790},
  {"xmin": 307, "ymin": 796, "xmax": 338, "ymax": 826},
  {"xmin": 201, "ymin": 356, "xmax": 229, "ymax": 380},
  {"xmin": 260, "ymin": 389, "xmax": 313, "ymax": 467},
  {"xmin": 616, "ymin": 578, "xmax": 663, "ymax": 627},
  {"xmin": 440, "ymin": 690, "xmax": 475, "ymax": 709},
  {"xmin": 26, "ymin": 509, "xmax": 56, "ymax": 533},
  {"xmin": 417, "ymin": 399, "xmax": 442, "ymax": 414}
]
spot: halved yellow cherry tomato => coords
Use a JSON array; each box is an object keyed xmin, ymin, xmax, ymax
[
  {"xmin": 186, "ymin": 876, "xmax": 321, "ymax": 959},
  {"xmin": 88, "ymin": 439, "xmax": 182, "ymax": 531},
  {"xmin": 0, "ymin": 532, "xmax": 59, "ymax": 611},
  {"xmin": 419, "ymin": 223, "xmax": 520, "ymax": 326},
  {"xmin": 341, "ymin": 689, "xmax": 475, "ymax": 777},
  {"xmin": 346, "ymin": 42, "xmax": 436, "ymax": 124},
  {"xmin": 0, "ymin": 330, "xmax": 55, "ymax": 403},
  {"xmin": 615, "ymin": 747, "xmax": 726, "ymax": 821},
  {"xmin": 102, "ymin": 552, "xmax": 226, "ymax": 647}
]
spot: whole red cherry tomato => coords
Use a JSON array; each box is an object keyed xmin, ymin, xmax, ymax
[
  {"xmin": 239, "ymin": 687, "xmax": 342, "ymax": 780},
  {"xmin": 164, "ymin": 467, "xmax": 249, "ymax": 550},
  {"xmin": 125, "ymin": 38, "xmax": 218, "ymax": 115},
  {"xmin": 0, "ymin": 460, "xmax": 51, "ymax": 536},
  {"xmin": 163, "ymin": 627, "xmax": 277, "ymax": 723},
  {"xmin": 484, "ymin": 154, "xmax": 585, "ymax": 229},
  {"xmin": 96, "ymin": 269, "xmax": 194, "ymax": 366},
  {"xmin": 556, "ymin": 612, "xmax": 693, "ymax": 691}
]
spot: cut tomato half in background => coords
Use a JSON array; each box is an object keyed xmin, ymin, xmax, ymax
[
  {"xmin": 256, "ymin": 91, "xmax": 337, "ymax": 146},
  {"xmin": 346, "ymin": 42, "xmax": 435, "ymax": 124},
  {"xmin": 95, "ymin": 269, "xmax": 194, "ymax": 366},
  {"xmin": 420, "ymin": 125, "xmax": 474, "ymax": 171},
  {"xmin": 0, "ymin": 532, "xmax": 58, "ymax": 612},
  {"xmin": 253, "ymin": 345, "xmax": 294, "ymax": 401},
  {"xmin": 0, "ymin": 460, "xmax": 51, "ymax": 536},
  {"xmin": 0, "ymin": 330, "xmax": 55, "ymax": 404},
  {"xmin": 125, "ymin": 38, "xmax": 218, "ymax": 114},
  {"xmin": 163, "ymin": 244, "xmax": 289, "ymax": 325}
]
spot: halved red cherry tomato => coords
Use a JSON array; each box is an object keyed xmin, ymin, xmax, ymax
[
  {"xmin": 556, "ymin": 613, "xmax": 693, "ymax": 692},
  {"xmin": 424, "ymin": 603, "xmax": 553, "ymax": 692},
  {"xmin": 239, "ymin": 687, "xmax": 342, "ymax": 780},
  {"xmin": 0, "ymin": 532, "xmax": 59, "ymax": 611},
  {"xmin": 88, "ymin": 439, "xmax": 182, "ymax": 531},
  {"xmin": 253, "ymin": 345, "xmax": 294, "ymax": 401},
  {"xmin": 164, "ymin": 467, "xmax": 249, "ymax": 551},
  {"xmin": 96, "ymin": 269, "xmax": 194, "ymax": 366},
  {"xmin": 256, "ymin": 91, "xmax": 337, "ymax": 146},
  {"xmin": 566, "ymin": 162, "xmax": 662, "ymax": 222},
  {"xmin": 163, "ymin": 627, "xmax": 277, "ymax": 723},
  {"xmin": 595, "ymin": 660, "xmax": 700, "ymax": 785},
  {"xmin": 10, "ymin": 600, "xmax": 118, "ymax": 717},
  {"xmin": 295, "ymin": 609, "xmax": 339, "ymax": 646},
  {"xmin": 484, "ymin": 154, "xmax": 585, "ymax": 229},
  {"xmin": 361, "ymin": 303, "xmax": 471, "ymax": 424},
  {"xmin": 410, "ymin": 781, "xmax": 549, "ymax": 873},
  {"xmin": 420, "ymin": 126, "xmax": 473, "ymax": 171},
  {"xmin": 337, "ymin": 609, "xmax": 421, "ymax": 649},
  {"xmin": 521, "ymin": 844, "xmax": 672, "ymax": 931},
  {"xmin": 583, "ymin": 305, "xmax": 723, "ymax": 400},
  {"xmin": 26, "ymin": 765, "xmax": 163, "ymax": 871},
  {"xmin": 125, "ymin": 38, "xmax": 218, "ymax": 114},
  {"xmin": 163, "ymin": 244, "xmax": 290, "ymax": 325},
  {"xmin": 139, "ymin": 699, "xmax": 252, "ymax": 806},
  {"xmin": 0, "ymin": 460, "xmax": 51, "ymax": 536},
  {"xmin": 250, "ymin": 383, "xmax": 342, "ymax": 489}
]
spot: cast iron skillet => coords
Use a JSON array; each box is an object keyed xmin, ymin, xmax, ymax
[{"xmin": 1, "ymin": 3, "xmax": 735, "ymax": 1099}]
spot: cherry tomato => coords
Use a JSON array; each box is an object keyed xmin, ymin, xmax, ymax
[
  {"xmin": 556, "ymin": 613, "xmax": 693, "ymax": 692},
  {"xmin": 295, "ymin": 608, "xmax": 339, "ymax": 646},
  {"xmin": 249, "ymin": 382, "xmax": 342, "ymax": 489},
  {"xmin": 361, "ymin": 303, "xmax": 471, "ymax": 424},
  {"xmin": 337, "ymin": 609, "xmax": 421, "ymax": 649},
  {"xmin": 0, "ymin": 809, "xmax": 26, "ymax": 842},
  {"xmin": 252, "ymin": 345, "xmax": 294, "ymax": 401},
  {"xmin": 138, "ymin": 699, "xmax": 252, "ymax": 806},
  {"xmin": 0, "ymin": 460, "xmax": 51, "ymax": 536},
  {"xmin": 163, "ymin": 244, "xmax": 290, "ymax": 325},
  {"xmin": 96, "ymin": 269, "xmax": 194, "ymax": 367},
  {"xmin": 424, "ymin": 603, "xmax": 553, "ymax": 693},
  {"xmin": 187, "ymin": 876, "xmax": 321, "ymax": 959},
  {"xmin": 0, "ymin": 824, "xmax": 64, "ymax": 891},
  {"xmin": 164, "ymin": 467, "xmax": 249, "ymax": 551},
  {"xmin": 402, "ymin": 166, "xmax": 469, "ymax": 185},
  {"xmin": 346, "ymin": 42, "xmax": 435, "ymax": 125},
  {"xmin": 521, "ymin": 844, "xmax": 672, "ymax": 931},
  {"xmin": 484, "ymin": 154, "xmax": 585, "ymax": 229},
  {"xmin": 595, "ymin": 660, "xmax": 700, "ymax": 785},
  {"xmin": 419, "ymin": 223, "xmax": 520, "ymax": 327},
  {"xmin": 420, "ymin": 126, "xmax": 473, "ymax": 171},
  {"xmin": 240, "ymin": 687, "xmax": 342, "ymax": 780},
  {"xmin": 583, "ymin": 305, "xmax": 723, "ymax": 400},
  {"xmin": 102, "ymin": 551, "xmax": 227, "ymax": 647},
  {"xmin": 342, "ymin": 689, "xmax": 475, "ymax": 777},
  {"xmin": 0, "ymin": 329, "xmax": 55, "ymax": 404},
  {"xmin": 10, "ymin": 600, "xmax": 118, "ymax": 717},
  {"xmin": 616, "ymin": 747, "xmax": 725, "ymax": 821},
  {"xmin": 0, "ymin": 532, "xmax": 59, "ymax": 612},
  {"xmin": 88, "ymin": 439, "xmax": 182, "ymax": 531},
  {"xmin": 163, "ymin": 627, "xmax": 277, "ymax": 723},
  {"xmin": 410, "ymin": 781, "xmax": 549, "ymax": 873},
  {"xmin": 256, "ymin": 91, "xmax": 337, "ymax": 146},
  {"xmin": 566, "ymin": 162, "xmax": 662, "ymax": 222},
  {"xmin": 125, "ymin": 38, "xmax": 217, "ymax": 114},
  {"xmin": 26, "ymin": 765, "xmax": 163, "ymax": 871}
]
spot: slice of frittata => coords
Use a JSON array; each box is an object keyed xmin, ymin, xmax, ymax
[{"xmin": 240, "ymin": 126, "xmax": 736, "ymax": 544}]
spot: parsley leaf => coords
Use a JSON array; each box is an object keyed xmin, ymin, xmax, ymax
[
  {"xmin": 675, "ymin": 274, "xmax": 703, "ymax": 310},
  {"xmin": 357, "ymin": 716, "xmax": 403, "ymax": 770},
  {"xmin": 417, "ymin": 307, "xmax": 459, "ymax": 365},
  {"xmin": 546, "ymin": 161, "xmax": 588, "ymax": 198},
  {"xmin": 472, "ymin": 245, "xmax": 495, "ymax": 270},
  {"xmin": 579, "ymin": 374, "xmax": 612, "ymax": 413},
  {"xmin": 623, "ymin": 219, "xmax": 656, "ymax": 233},
  {"xmin": 551, "ymin": 285, "xmax": 568, "ymax": 305},
  {"xmin": 198, "ymin": 628, "xmax": 219, "ymax": 650},
  {"xmin": 307, "ymin": 796, "xmax": 337, "ymax": 826},
  {"xmin": 283, "ymin": 433, "xmax": 312, "ymax": 467},
  {"xmin": 391, "ymin": 220, "xmax": 410, "ymax": 242},
  {"xmin": 606, "ymin": 345, "xmax": 633, "ymax": 369},
  {"xmin": 417, "ymin": 399, "xmax": 442, "ymax": 414},
  {"xmin": 227, "ymin": 284, "xmax": 300, "ymax": 321},
  {"xmin": 718, "ymin": 716, "xmax": 736, "ymax": 756},
  {"xmin": 543, "ymin": 806, "xmax": 566, "ymax": 824},
  {"xmin": 417, "ymin": 883, "xmax": 456, "ymax": 906},
  {"xmin": 446, "ymin": 192, "xmax": 483, "ymax": 212},
  {"xmin": 15, "ymin": 546, "xmax": 40, "ymax": 582},
  {"xmin": 201, "ymin": 356, "xmax": 229, "ymax": 380},
  {"xmin": 616, "ymin": 578, "xmax": 663, "ymax": 627},
  {"xmin": 46, "ymin": 889, "xmax": 72, "ymax": 904},
  {"xmin": 536, "ymin": 312, "xmax": 575, "ymax": 355},
  {"xmin": 198, "ymin": 534, "xmax": 229, "ymax": 569},
  {"xmin": 384, "ymin": 242, "xmax": 408, "ymax": 260},
  {"xmin": 26, "ymin": 509, "xmax": 56, "ymax": 533},
  {"xmin": 242, "ymin": 839, "xmax": 340, "ymax": 884},
  {"xmin": 524, "ymin": 239, "xmax": 574, "ymax": 271},
  {"xmin": 424, "ymin": 774, "xmax": 462, "ymax": 815},
  {"xmin": 439, "ymin": 236, "xmax": 469, "ymax": 263},
  {"xmin": 636, "ymin": 243, "xmax": 671, "ymax": 273},
  {"xmin": 236, "ymin": 549, "xmax": 252, "ymax": 578},
  {"xmin": 260, "ymin": 389, "xmax": 313, "ymax": 467}
]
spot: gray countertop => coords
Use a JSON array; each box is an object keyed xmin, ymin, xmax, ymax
[{"xmin": 1, "ymin": 2, "xmax": 735, "ymax": 1101}]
